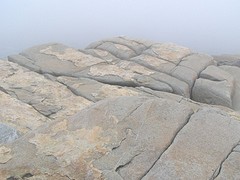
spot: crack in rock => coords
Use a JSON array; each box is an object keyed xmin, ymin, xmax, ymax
[
  {"xmin": 211, "ymin": 140, "xmax": 240, "ymax": 180},
  {"xmin": 140, "ymin": 110, "xmax": 196, "ymax": 179},
  {"xmin": 115, "ymin": 153, "xmax": 142, "ymax": 175}
]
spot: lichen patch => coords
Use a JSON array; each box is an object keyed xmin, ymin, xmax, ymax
[{"xmin": 40, "ymin": 46, "xmax": 104, "ymax": 67}]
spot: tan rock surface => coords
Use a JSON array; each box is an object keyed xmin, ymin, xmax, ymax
[
  {"xmin": 0, "ymin": 60, "xmax": 92, "ymax": 119},
  {"xmin": 0, "ymin": 91, "xmax": 49, "ymax": 136},
  {"xmin": 1, "ymin": 96, "xmax": 240, "ymax": 179},
  {"xmin": 1, "ymin": 37, "xmax": 240, "ymax": 179}
]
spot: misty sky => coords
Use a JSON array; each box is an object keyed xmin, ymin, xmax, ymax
[{"xmin": 0, "ymin": 0, "xmax": 240, "ymax": 58}]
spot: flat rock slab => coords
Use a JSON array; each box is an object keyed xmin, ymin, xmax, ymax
[
  {"xmin": 192, "ymin": 65, "xmax": 235, "ymax": 108},
  {"xmin": 78, "ymin": 60, "xmax": 192, "ymax": 97},
  {"xmin": 56, "ymin": 76, "xmax": 154, "ymax": 102},
  {"xmin": 0, "ymin": 60, "xmax": 92, "ymax": 119},
  {"xmin": 8, "ymin": 43, "xmax": 107, "ymax": 76},
  {"xmin": 0, "ymin": 96, "xmax": 193, "ymax": 179},
  {"xmin": 200, "ymin": 65, "xmax": 234, "ymax": 82},
  {"xmin": 142, "ymin": 108, "xmax": 240, "ymax": 180},
  {"xmin": 1, "ymin": 96, "xmax": 240, "ymax": 179},
  {"xmin": 0, "ymin": 91, "xmax": 49, "ymax": 139},
  {"xmin": 215, "ymin": 150, "xmax": 240, "ymax": 179},
  {"xmin": 143, "ymin": 43, "xmax": 192, "ymax": 64},
  {"xmin": 192, "ymin": 78, "xmax": 233, "ymax": 108},
  {"xmin": 219, "ymin": 66, "xmax": 240, "ymax": 112}
]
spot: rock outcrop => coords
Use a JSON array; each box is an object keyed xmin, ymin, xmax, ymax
[{"xmin": 1, "ymin": 37, "xmax": 240, "ymax": 179}]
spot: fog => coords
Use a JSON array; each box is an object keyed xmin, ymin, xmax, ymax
[{"xmin": 1, "ymin": 0, "xmax": 240, "ymax": 58}]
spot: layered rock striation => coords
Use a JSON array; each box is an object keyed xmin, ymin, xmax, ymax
[{"xmin": 0, "ymin": 37, "xmax": 240, "ymax": 179}]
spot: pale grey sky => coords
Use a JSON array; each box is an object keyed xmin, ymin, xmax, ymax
[{"xmin": 1, "ymin": 0, "xmax": 240, "ymax": 57}]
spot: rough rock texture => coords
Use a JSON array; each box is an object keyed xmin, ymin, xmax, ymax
[
  {"xmin": 213, "ymin": 54, "xmax": 240, "ymax": 67},
  {"xmin": 219, "ymin": 66, "xmax": 240, "ymax": 112},
  {"xmin": 0, "ymin": 60, "xmax": 92, "ymax": 119},
  {"xmin": 215, "ymin": 144, "xmax": 240, "ymax": 179},
  {"xmin": 142, "ymin": 108, "xmax": 240, "ymax": 179},
  {"xmin": 0, "ymin": 91, "xmax": 49, "ymax": 138},
  {"xmin": 192, "ymin": 65, "xmax": 235, "ymax": 108},
  {"xmin": 1, "ymin": 37, "xmax": 240, "ymax": 179}
]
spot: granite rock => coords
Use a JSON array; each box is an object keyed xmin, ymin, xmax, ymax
[{"xmin": 0, "ymin": 37, "xmax": 240, "ymax": 179}]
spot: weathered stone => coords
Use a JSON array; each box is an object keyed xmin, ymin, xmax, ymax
[
  {"xmin": 136, "ymin": 86, "xmax": 183, "ymax": 102},
  {"xmin": 215, "ymin": 151, "xmax": 240, "ymax": 179},
  {"xmin": 150, "ymin": 72, "xmax": 190, "ymax": 97},
  {"xmin": 82, "ymin": 48, "xmax": 119, "ymax": 62},
  {"xmin": 1, "ymin": 37, "xmax": 240, "ymax": 179},
  {"xmin": 88, "ymin": 41, "xmax": 137, "ymax": 59},
  {"xmin": 191, "ymin": 65, "xmax": 236, "ymax": 109},
  {"xmin": 143, "ymin": 108, "xmax": 240, "ymax": 179},
  {"xmin": 77, "ymin": 61, "xmax": 174, "ymax": 93},
  {"xmin": 0, "ymin": 96, "xmax": 194, "ymax": 179},
  {"xmin": 57, "ymin": 76, "xmax": 155, "ymax": 102},
  {"xmin": 143, "ymin": 43, "xmax": 192, "ymax": 64},
  {"xmin": 220, "ymin": 66, "xmax": 240, "ymax": 112},
  {"xmin": 130, "ymin": 54, "xmax": 176, "ymax": 74},
  {"xmin": 0, "ymin": 60, "xmax": 92, "ymax": 119},
  {"xmin": 180, "ymin": 53, "xmax": 214, "ymax": 74},
  {"xmin": 8, "ymin": 43, "xmax": 106, "ymax": 76},
  {"xmin": 192, "ymin": 78, "xmax": 233, "ymax": 108},
  {"xmin": 200, "ymin": 65, "xmax": 234, "ymax": 83},
  {"xmin": 0, "ymin": 91, "xmax": 49, "ymax": 136},
  {"xmin": 1, "ymin": 96, "xmax": 240, "ymax": 179},
  {"xmin": 86, "ymin": 36, "xmax": 148, "ymax": 57},
  {"xmin": 171, "ymin": 65, "xmax": 198, "ymax": 89},
  {"xmin": 9, "ymin": 37, "xmax": 236, "ymax": 104}
]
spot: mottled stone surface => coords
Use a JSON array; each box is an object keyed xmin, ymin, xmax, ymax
[
  {"xmin": 0, "ymin": 91, "xmax": 49, "ymax": 136},
  {"xmin": 0, "ymin": 60, "xmax": 92, "ymax": 119},
  {"xmin": 0, "ymin": 96, "xmax": 240, "ymax": 179},
  {"xmin": 1, "ymin": 37, "xmax": 240, "ymax": 179},
  {"xmin": 142, "ymin": 108, "xmax": 240, "ymax": 179},
  {"xmin": 8, "ymin": 43, "xmax": 106, "ymax": 76}
]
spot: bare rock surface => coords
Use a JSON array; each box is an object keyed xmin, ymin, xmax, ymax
[
  {"xmin": 219, "ymin": 65, "xmax": 240, "ymax": 112},
  {"xmin": 215, "ymin": 145, "xmax": 240, "ymax": 179},
  {"xmin": 0, "ymin": 96, "xmax": 240, "ymax": 179},
  {"xmin": 1, "ymin": 37, "xmax": 240, "ymax": 179},
  {"xmin": 0, "ymin": 91, "xmax": 49, "ymax": 139},
  {"xmin": 56, "ymin": 76, "xmax": 153, "ymax": 102},
  {"xmin": 192, "ymin": 65, "xmax": 235, "ymax": 108},
  {"xmin": 7, "ymin": 36, "xmax": 216, "ymax": 99},
  {"xmin": 0, "ymin": 60, "xmax": 92, "ymax": 119},
  {"xmin": 142, "ymin": 108, "xmax": 240, "ymax": 179}
]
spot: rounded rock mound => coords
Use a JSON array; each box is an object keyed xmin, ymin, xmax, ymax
[{"xmin": 0, "ymin": 37, "xmax": 240, "ymax": 179}]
